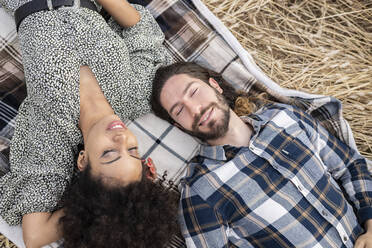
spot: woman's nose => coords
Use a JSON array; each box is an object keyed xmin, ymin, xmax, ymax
[{"xmin": 113, "ymin": 133, "xmax": 127, "ymax": 143}]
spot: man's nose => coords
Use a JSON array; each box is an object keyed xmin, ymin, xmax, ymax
[{"xmin": 187, "ymin": 101, "xmax": 202, "ymax": 118}]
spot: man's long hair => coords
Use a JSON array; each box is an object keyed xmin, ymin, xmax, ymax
[
  {"xmin": 59, "ymin": 164, "xmax": 179, "ymax": 248},
  {"xmin": 151, "ymin": 62, "xmax": 277, "ymax": 122}
]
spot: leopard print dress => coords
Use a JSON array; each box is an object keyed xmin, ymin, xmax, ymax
[{"xmin": 0, "ymin": 0, "xmax": 172, "ymax": 225}]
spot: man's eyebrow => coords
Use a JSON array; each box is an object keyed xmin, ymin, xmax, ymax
[
  {"xmin": 101, "ymin": 156, "xmax": 121, "ymax": 165},
  {"xmin": 169, "ymin": 81, "xmax": 196, "ymax": 115}
]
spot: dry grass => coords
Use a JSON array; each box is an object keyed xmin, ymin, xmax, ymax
[
  {"xmin": 202, "ymin": 0, "xmax": 372, "ymax": 160},
  {"xmin": 0, "ymin": 234, "xmax": 16, "ymax": 248},
  {"xmin": 0, "ymin": 0, "xmax": 371, "ymax": 247}
]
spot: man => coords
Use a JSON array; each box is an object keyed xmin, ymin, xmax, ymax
[{"xmin": 151, "ymin": 62, "xmax": 372, "ymax": 247}]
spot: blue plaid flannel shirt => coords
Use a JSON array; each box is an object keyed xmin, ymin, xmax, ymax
[{"xmin": 179, "ymin": 103, "xmax": 372, "ymax": 248}]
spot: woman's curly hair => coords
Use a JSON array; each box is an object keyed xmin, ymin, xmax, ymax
[{"xmin": 60, "ymin": 164, "xmax": 180, "ymax": 248}]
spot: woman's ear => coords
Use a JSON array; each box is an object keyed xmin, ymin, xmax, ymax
[
  {"xmin": 208, "ymin": 78, "xmax": 223, "ymax": 94},
  {"xmin": 77, "ymin": 151, "xmax": 88, "ymax": 171}
]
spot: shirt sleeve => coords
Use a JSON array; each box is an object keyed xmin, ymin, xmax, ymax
[
  {"xmin": 296, "ymin": 106, "xmax": 372, "ymax": 225},
  {"xmin": 0, "ymin": 99, "xmax": 77, "ymax": 225},
  {"xmin": 178, "ymin": 185, "xmax": 232, "ymax": 248}
]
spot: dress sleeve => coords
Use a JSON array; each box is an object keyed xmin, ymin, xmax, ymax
[
  {"xmin": 0, "ymin": 99, "xmax": 77, "ymax": 225},
  {"xmin": 0, "ymin": 1, "xmax": 11, "ymax": 12},
  {"xmin": 107, "ymin": 4, "xmax": 173, "ymax": 85},
  {"xmin": 105, "ymin": 4, "xmax": 172, "ymax": 119}
]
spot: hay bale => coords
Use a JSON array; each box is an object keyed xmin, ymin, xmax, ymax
[{"xmin": 202, "ymin": 0, "xmax": 372, "ymax": 160}]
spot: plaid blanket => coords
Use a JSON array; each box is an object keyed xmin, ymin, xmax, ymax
[{"xmin": 0, "ymin": 0, "xmax": 370, "ymax": 247}]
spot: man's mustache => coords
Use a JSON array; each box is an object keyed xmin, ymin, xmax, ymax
[{"xmin": 192, "ymin": 103, "xmax": 217, "ymax": 131}]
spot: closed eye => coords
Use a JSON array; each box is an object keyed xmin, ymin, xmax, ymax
[
  {"xmin": 102, "ymin": 156, "xmax": 121, "ymax": 165},
  {"xmin": 128, "ymin": 147, "xmax": 137, "ymax": 152},
  {"xmin": 191, "ymin": 88, "xmax": 198, "ymax": 96},
  {"xmin": 101, "ymin": 149, "xmax": 116, "ymax": 158},
  {"xmin": 100, "ymin": 149, "xmax": 121, "ymax": 165},
  {"xmin": 176, "ymin": 106, "xmax": 184, "ymax": 116},
  {"xmin": 101, "ymin": 147, "xmax": 140, "ymax": 164}
]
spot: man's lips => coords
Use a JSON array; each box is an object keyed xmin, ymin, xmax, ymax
[
  {"xmin": 107, "ymin": 120, "xmax": 127, "ymax": 131},
  {"xmin": 198, "ymin": 107, "xmax": 213, "ymax": 126}
]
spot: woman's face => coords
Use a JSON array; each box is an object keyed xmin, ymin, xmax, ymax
[{"xmin": 79, "ymin": 115, "xmax": 142, "ymax": 186}]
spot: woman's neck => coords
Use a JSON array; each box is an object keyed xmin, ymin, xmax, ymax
[{"xmin": 79, "ymin": 66, "xmax": 114, "ymax": 137}]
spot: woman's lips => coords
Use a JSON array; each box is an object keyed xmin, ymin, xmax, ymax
[{"xmin": 107, "ymin": 120, "xmax": 127, "ymax": 131}]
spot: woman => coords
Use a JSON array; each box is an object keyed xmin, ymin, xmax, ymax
[{"xmin": 0, "ymin": 0, "xmax": 178, "ymax": 247}]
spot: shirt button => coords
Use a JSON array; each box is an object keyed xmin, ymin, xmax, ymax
[
  {"xmin": 297, "ymin": 185, "xmax": 302, "ymax": 191},
  {"xmin": 343, "ymin": 236, "xmax": 348, "ymax": 242},
  {"xmin": 321, "ymin": 210, "xmax": 328, "ymax": 216}
]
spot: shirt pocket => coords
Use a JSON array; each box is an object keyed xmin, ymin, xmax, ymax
[
  {"xmin": 280, "ymin": 128, "xmax": 313, "ymax": 159},
  {"xmin": 279, "ymin": 130, "xmax": 337, "ymax": 193},
  {"xmin": 274, "ymin": 129, "xmax": 321, "ymax": 178}
]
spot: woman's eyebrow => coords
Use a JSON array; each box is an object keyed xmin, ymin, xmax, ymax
[
  {"xmin": 101, "ymin": 156, "xmax": 121, "ymax": 165},
  {"xmin": 130, "ymin": 155, "xmax": 141, "ymax": 160},
  {"xmin": 128, "ymin": 146, "xmax": 141, "ymax": 160}
]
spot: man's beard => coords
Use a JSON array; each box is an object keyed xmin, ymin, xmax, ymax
[{"xmin": 183, "ymin": 90, "xmax": 230, "ymax": 141}]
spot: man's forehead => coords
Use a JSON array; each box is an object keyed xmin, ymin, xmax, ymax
[
  {"xmin": 166, "ymin": 73, "xmax": 195, "ymax": 87},
  {"xmin": 162, "ymin": 74, "xmax": 194, "ymax": 97},
  {"xmin": 159, "ymin": 74, "xmax": 196, "ymax": 109}
]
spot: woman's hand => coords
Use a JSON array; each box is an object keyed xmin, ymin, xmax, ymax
[
  {"xmin": 97, "ymin": 0, "xmax": 140, "ymax": 28},
  {"xmin": 22, "ymin": 209, "xmax": 64, "ymax": 248},
  {"xmin": 354, "ymin": 219, "xmax": 372, "ymax": 248},
  {"xmin": 143, "ymin": 157, "xmax": 157, "ymax": 180}
]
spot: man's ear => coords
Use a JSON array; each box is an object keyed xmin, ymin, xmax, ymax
[
  {"xmin": 208, "ymin": 78, "xmax": 223, "ymax": 94},
  {"xmin": 77, "ymin": 151, "xmax": 88, "ymax": 171}
]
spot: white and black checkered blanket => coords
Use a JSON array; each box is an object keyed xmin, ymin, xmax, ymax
[{"xmin": 0, "ymin": 0, "xmax": 370, "ymax": 247}]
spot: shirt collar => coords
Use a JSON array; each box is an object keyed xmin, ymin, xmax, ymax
[{"xmin": 198, "ymin": 145, "xmax": 227, "ymax": 161}]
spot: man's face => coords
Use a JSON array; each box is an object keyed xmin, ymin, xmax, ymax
[{"xmin": 159, "ymin": 73, "xmax": 230, "ymax": 141}]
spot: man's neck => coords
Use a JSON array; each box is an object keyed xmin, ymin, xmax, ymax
[{"xmin": 207, "ymin": 110, "xmax": 252, "ymax": 147}]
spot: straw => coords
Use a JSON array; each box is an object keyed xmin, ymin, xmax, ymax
[
  {"xmin": 0, "ymin": 234, "xmax": 16, "ymax": 248},
  {"xmin": 203, "ymin": 0, "xmax": 372, "ymax": 160},
  {"xmin": 1, "ymin": 0, "xmax": 371, "ymax": 247}
]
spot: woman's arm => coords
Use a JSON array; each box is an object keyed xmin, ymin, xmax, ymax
[
  {"xmin": 354, "ymin": 219, "xmax": 372, "ymax": 248},
  {"xmin": 22, "ymin": 210, "xmax": 64, "ymax": 248},
  {"xmin": 97, "ymin": 0, "xmax": 140, "ymax": 27}
]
